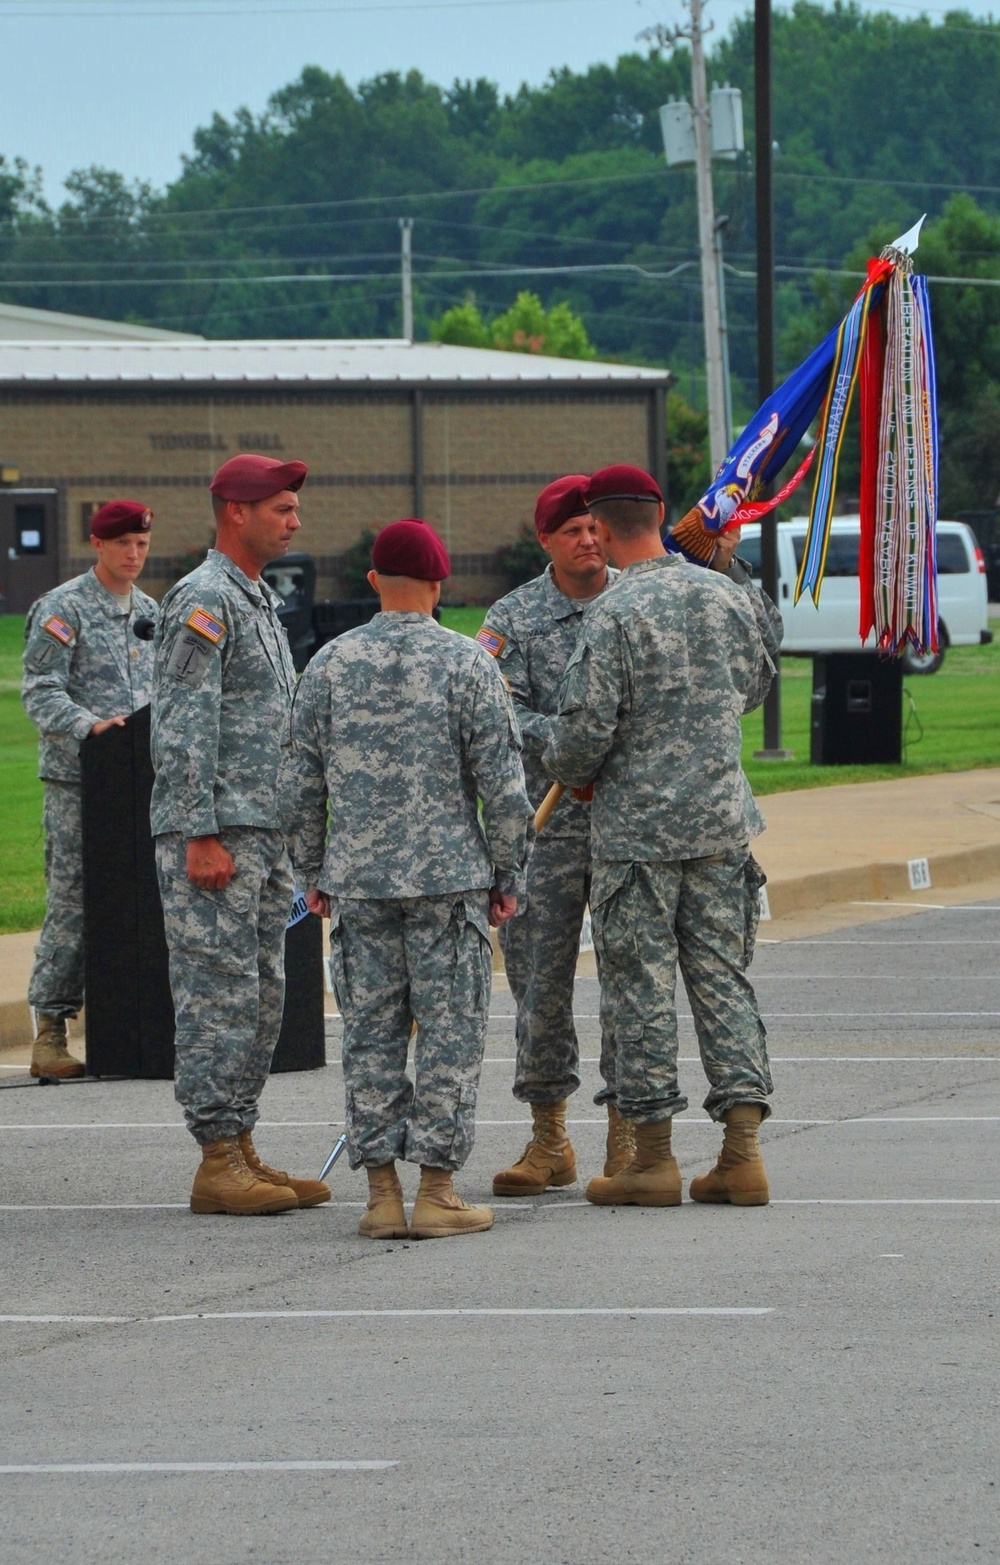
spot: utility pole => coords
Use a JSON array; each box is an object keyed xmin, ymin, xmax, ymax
[
  {"xmin": 646, "ymin": 2, "xmax": 728, "ymax": 471},
  {"xmin": 399, "ymin": 217, "xmax": 414, "ymax": 343}
]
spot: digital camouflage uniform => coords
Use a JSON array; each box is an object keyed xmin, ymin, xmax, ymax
[
  {"xmin": 285, "ymin": 611, "xmax": 534, "ymax": 1172},
  {"xmin": 477, "ymin": 564, "xmax": 618, "ymax": 1106},
  {"xmin": 22, "ymin": 569, "xmax": 158, "ymax": 1018},
  {"xmin": 543, "ymin": 554, "xmax": 783, "ymax": 1125},
  {"xmin": 151, "ymin": 549, "xmax": 296, "ymax": 1145}
]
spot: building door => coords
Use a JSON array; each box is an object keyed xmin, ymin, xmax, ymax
[{"xmin": 0, "ymin": 490, "xmax": 60, "ymax": 614}]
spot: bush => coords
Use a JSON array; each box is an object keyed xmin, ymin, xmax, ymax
[
  {"xmin": 496, "ymin": 525, "xmax": 548, "ymax": 589},
  {"xmin": 338, "ymin": 528, "xmax": 378, "ymax": 598}
]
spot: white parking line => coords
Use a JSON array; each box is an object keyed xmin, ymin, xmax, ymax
[
  {"xmin": 771, "ymin": 1198, "xmax": 1000, "ymax": 1205},
  {"xmin": 850, "ymin": 902, "xmax": 1000, "ymax": 912},
  {"xmin": 1, "ymin": 1115, "xmax": 998, "ymax": 1136},
  {"xmin": 547, "ymin": 1198, "xmax": 1000, "ymax": 1209},
  {"xmin": 0, "ymin": 1201, "xmax": 534, "ymax": 1212},
  {"xmin": 483, "ymin": 1011, "xmax": 1000, "ymax": 1019},
  {"xmin": 0, "ymin": 1307, "xmax": 772, "ymax": 1324},
  {"xmin": 759, "ymin": 939, "xmax": 1000, "ymax": 946},
  {"xmin": 0, "ymin": 1461, "xmax": 396, "ymax": 1474}
]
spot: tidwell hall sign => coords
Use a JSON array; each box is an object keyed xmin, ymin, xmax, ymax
[{"xmin": 148, "ymin": 432, "xmax": 286, "ymax": 452}]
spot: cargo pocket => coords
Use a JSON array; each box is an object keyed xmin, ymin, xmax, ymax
[
  {"xmin": 327, "ymin": 907, "xmax": 350, "ymax": 1014},
  {"xmin": 453, "ymin": 895, "xmax": 493, "ymax": 1014},
  {"xmin": 743, "ymin": 854, "xmax": 767, "ymax": 970},
  {"xmin": 445, "ymin": 1080, "xmax": 479, "ymax": 1167},
  {"xmin": 589, "ymin": 861, "xmax": 637, "ymax": 968},
  {"xmin": 207, "ymin": 876, "xmax": 256, "ymax": 977}
]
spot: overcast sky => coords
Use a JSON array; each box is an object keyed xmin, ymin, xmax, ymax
[{"xmin": 3, "ymin": 0, "xmax": 997, "ymax": 203}]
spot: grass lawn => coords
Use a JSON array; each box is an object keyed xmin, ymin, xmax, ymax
[
  {"xmin": 440, "ymin": 605, "xmax": 1000, "ymax": 793},
  {"xmin": 2, "ymin": 609, "xmax": 997, "ymax": 935},
  {"xmin": 0, "ymin": 616, "xmax": 46, "ymax": 933}
]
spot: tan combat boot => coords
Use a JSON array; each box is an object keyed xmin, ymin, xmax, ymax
[
  {"xmin": 689, "ymin": 1104, "xmax": 769, "ymax": 1206},
  {"xmin": 604, "ymin": 1102, "xmax": 636, "ymax": 1178},
  {"xmin": 492, "ymin": 1099, "xmax": 577, "ymax": 1196},
  {"xmin": 358, "ymin": 1163, "xmax": 408, "ymax": 1240},
  {"xmin": 190, "ymin": 1137, "xmax": 298, "ymax": 1215},
  {"xmin": 585, "ymin": 1119, "xmax": 682, "ymax": 1207},
  {"xmin": 239, "ymin": 1130, "xmax": 331, "ymax": 1208},
  {"xmin": 409, "ymin": 1167, "xmax": 494, "ymax": 1239},
  {"xmin": 30, "ymin": 1013, "xmax": 85, "ymax": 1080}
]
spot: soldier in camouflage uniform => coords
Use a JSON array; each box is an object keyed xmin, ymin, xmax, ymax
[
  {"xmin": 151, "ymin": 453, "xmax": 329, "ymax": 1216},
  {"xmin": 543, "ymin": 464, "xmax": 783, "ymax": 1209},
  {"xmin": 476, "ymin": 475, "xmax": 631, "ymax": 1197},
  {"xmin": 22, "ymin": 499, "xmax": 158, "ymax": 1078},
  {"xmin": 285, "ymin": 518, "xmax": 534, "ymax": 1241}
]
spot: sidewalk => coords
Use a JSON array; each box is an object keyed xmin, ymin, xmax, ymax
[{"xmin": 3, "ymin": 766, "xmax": 1000, "ymax": 1057}]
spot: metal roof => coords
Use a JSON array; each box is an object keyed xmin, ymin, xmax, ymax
[
  {"xmin": 0, "ymin": 337, "xmax": 671, "ymax": 387},
  {"xmin": 0, "ymin": 302, "xmax": 201, "ymax": 343}
]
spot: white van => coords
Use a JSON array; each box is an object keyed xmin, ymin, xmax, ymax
[{"xmin": 736, "ymin": 517, "xmax": 992, "ymax": 674}]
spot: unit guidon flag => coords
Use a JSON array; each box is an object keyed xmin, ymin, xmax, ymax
[{"xmin": 667, "ymin": 216, "xmax": 939, "ymax": 659}]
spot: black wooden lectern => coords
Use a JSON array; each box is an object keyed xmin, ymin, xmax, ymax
[{"xmin": 80, "ymin": 705, "xmax": 325, "ymax": 1078}]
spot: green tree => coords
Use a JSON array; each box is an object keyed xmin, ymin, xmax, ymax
[
  {"xmin": 665, "ymin": 392, "xmax": 710, "ymax": 518},
  {"xmin": 338, "ymin": 528, "xmax": 379, "ymax": 597},
  {"xmin": 496, "ymin": 525, "xmax": 549, "ymax": 589},
  {"xmin": 430, "ymin": 291, "xmax": 595, "ymax": 359},
  {"xmin": 491, "ymin": 291, "xmax": 595, "ymax": 358},
  {"xmin": 430, "ymin": 299, "xmax": 491, "ymax": 348}
]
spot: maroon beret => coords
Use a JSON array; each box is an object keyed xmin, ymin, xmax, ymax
[
  {"xmin": 584, "ymin": 464, "xmax": 664, "ymax": 507},
  {"xmin": 91, "ymin": 500, "xmax": 153, "ymax": 540},
  {"xmin": 210, "ymin": 454, "xmax": 308, "ymax": 503},
  {"xmin": 371, "ymin": 518, "xmax": 451, "ymax": 582},
  {"xmin": 534, "ymin": 474, "xmax": 590, "ymax": 536}
]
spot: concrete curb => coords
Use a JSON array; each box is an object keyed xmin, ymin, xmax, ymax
[{"xmin": 764, "ymin": 841, "xmax": 1000, "ymax": 920}]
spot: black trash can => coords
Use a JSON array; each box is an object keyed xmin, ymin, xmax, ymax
[
  {"xmin": 810, "ymin": 653, "xmax": 903, "ymax": 765},
  {"xmin": 80, "ymin": 706, "xmax": 325, "ymax": 1078}
]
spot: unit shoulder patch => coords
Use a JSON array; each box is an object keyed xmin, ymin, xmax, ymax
[
  {"xmin": 43, "ymin": 615, "xmax": 76, "ymax": 646},
  {"xmin": 185, "ymin": 607, "xmax": 226, "ymax": 643},
  {"xmin": 475, "ymin": 626, "xmax": 506, "ymax": 657}
]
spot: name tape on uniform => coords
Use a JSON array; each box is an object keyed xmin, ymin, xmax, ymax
[
  {"xmin": 186, "ymin": 607, "xmax": 226, "ymax": 643},
  {"xmin": 43, "ymin": 615, "xmax": 75, "ymax": 645},
  {"xmin": 476, "ymin": 627, "xmax": 505, "ymax": 657}
]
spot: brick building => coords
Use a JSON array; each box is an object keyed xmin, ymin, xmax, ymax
[{"xmin": 0, "ymin": 338, "xmax": 671, "ymax": 612}]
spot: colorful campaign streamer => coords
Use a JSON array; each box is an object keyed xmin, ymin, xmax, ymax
[{"xmin": 668, "ymin": 218, "xmax": 940, "ymax": 659}]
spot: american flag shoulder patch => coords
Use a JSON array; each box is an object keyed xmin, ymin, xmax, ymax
[
  {"xmin": 475, "ymin": 627, "xmax": 505, "ymax": 657},
  {"xmin": 43, "ymin": 615, "xmax": 75, "ymax": 645},
  {"xmin": 186, "ymin": 607, "xmax": 226, "ymax": 643}
]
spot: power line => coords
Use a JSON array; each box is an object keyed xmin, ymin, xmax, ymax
[
  {"xmin": 11, "ymin": 160, "xmax": 999, "ymax": 244},
  {"xmin": 0, "ymin": 259, "xmax": 702, "ymax": 289},
  {"xmin": 7, "ymin": 255, "xmax": 1000, "ymax": 291}
]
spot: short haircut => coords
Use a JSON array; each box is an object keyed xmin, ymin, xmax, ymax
[
  {"xmin": 211, "ymin": 493, "xmax": 229, "ymax": 524},
  {"xmin": 589, "ymin": 497, "xmax": 662, "ymax": 539}
]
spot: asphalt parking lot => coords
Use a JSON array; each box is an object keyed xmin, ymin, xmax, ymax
[{"xmin": 1, "ymin": 900, "xmax": 998, "ymax": 1565}]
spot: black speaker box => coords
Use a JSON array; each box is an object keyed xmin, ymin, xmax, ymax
[{"xmin": 810, "ymin": 653, "xmax": 903, "ymax": 766}]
